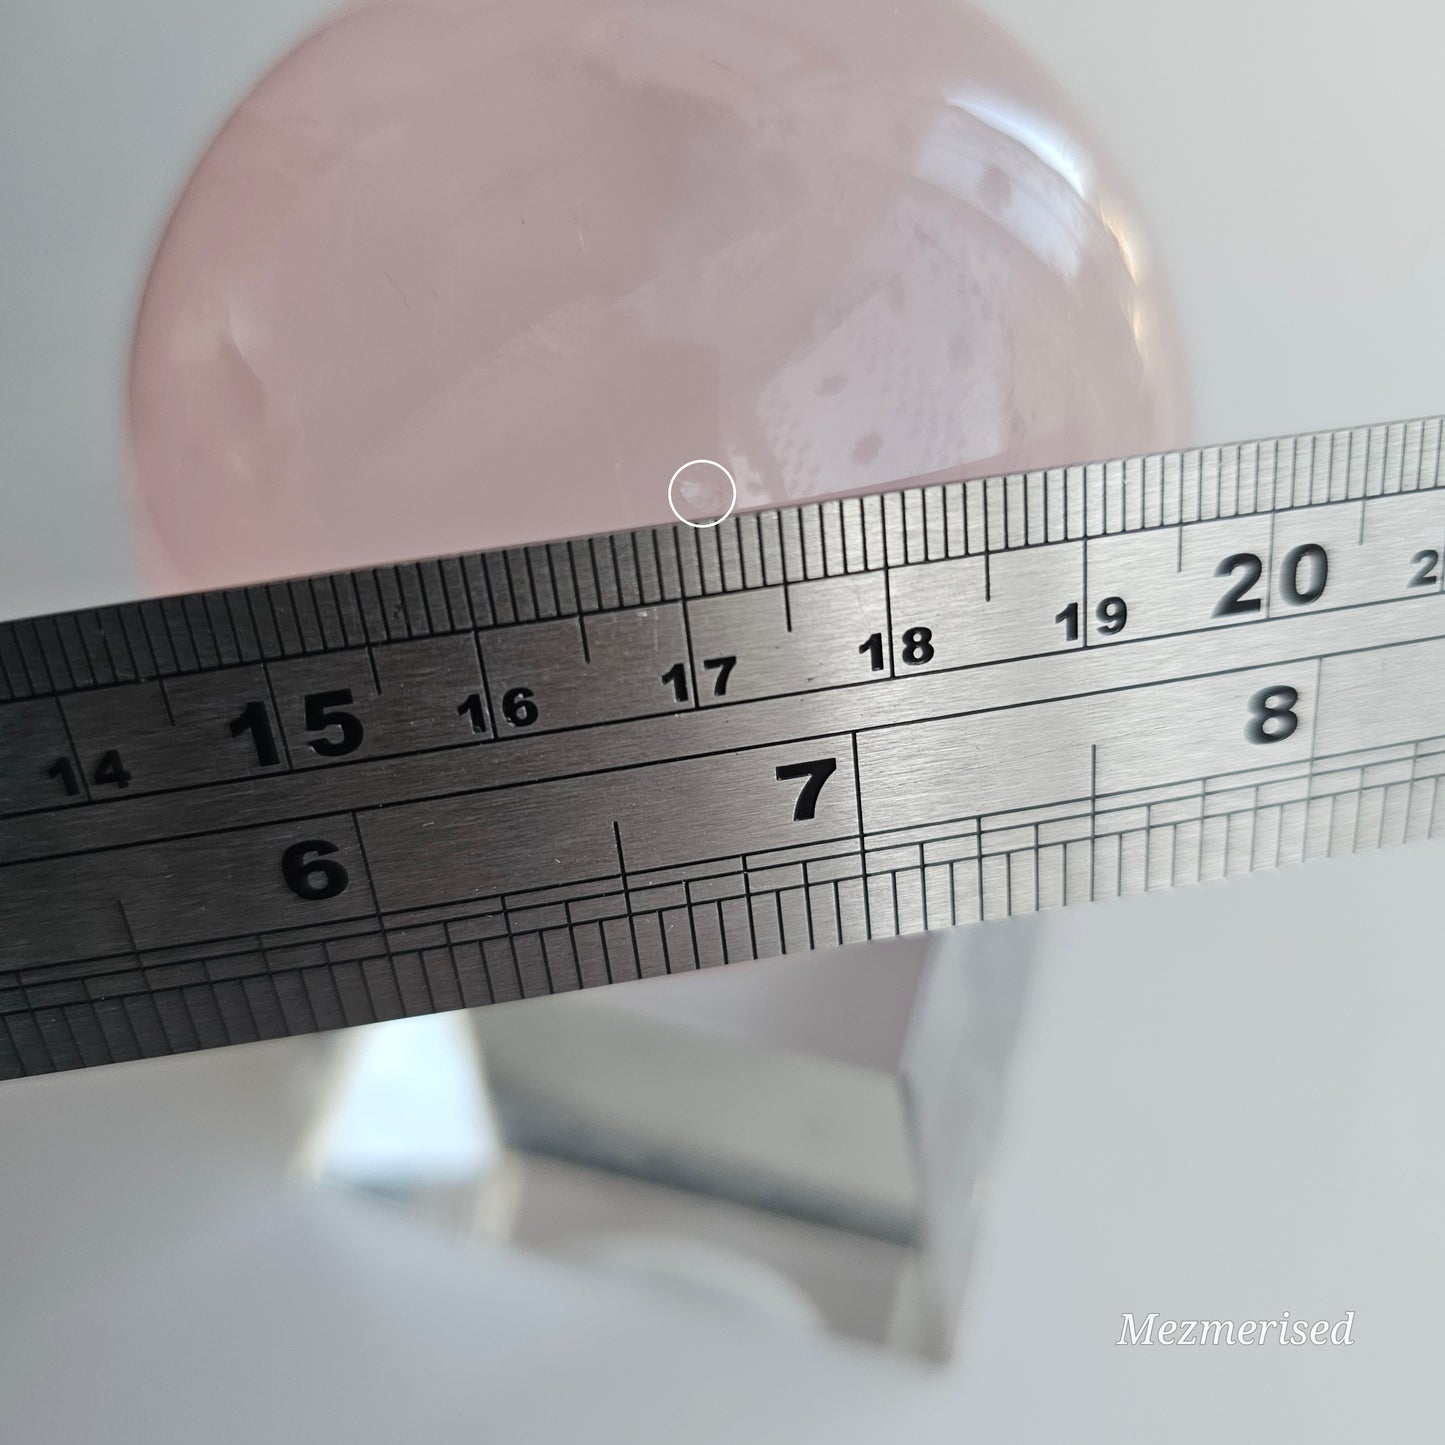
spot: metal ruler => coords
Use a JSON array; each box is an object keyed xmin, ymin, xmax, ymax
[{"xmin": 4, "ymin": 417, "xmax": 1445, "ymax": 1080}]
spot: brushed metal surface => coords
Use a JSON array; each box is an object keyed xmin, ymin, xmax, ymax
[{"xmin": 3, "ymin": 418, "xmax": 1444, "ymax": 1076}]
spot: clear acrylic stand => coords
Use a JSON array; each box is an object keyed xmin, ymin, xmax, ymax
[{"xmin": 304, "ymin": 918, "xmax": 1038, "ymax": 1358}]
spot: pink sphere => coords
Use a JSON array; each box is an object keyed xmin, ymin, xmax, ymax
[{"xmin": 128, "ymin": 0, "xmax": 1186, "ymax": 593}]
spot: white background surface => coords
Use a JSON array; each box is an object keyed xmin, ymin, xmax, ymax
[{"xmin": 2, "ymin": 1, "xmax": 1444, "ymax": 1440}]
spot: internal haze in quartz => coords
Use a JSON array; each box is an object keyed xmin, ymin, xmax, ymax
[{"xmin": 127, "ymin": 0, "xmax": 1186, "ymax": 594}]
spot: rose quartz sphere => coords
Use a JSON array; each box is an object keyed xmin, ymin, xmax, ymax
[{"xmin": 128, "ymin": 0, "xmax": 1185, "ymax": 594}]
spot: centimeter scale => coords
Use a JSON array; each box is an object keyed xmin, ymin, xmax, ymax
[{"xmin": 4, "ymin": 417, "xmax": 1445, "ymax": 1079}]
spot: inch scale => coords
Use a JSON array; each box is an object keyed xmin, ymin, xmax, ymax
[{"xmin": 3, "ymin": 417, "xmax": 1445, "ymax": 1080}]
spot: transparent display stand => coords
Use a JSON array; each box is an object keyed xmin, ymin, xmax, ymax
[{"xmin": 304, "ymin": 920, "xmax": 1037, "ymax": 1357}]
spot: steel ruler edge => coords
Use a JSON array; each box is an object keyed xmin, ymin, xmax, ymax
[{"xmin": 4, "ymin": 416, "xmax": 1445, "ymax": 1080}]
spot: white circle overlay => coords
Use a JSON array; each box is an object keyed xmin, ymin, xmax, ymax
[{"xmin": 667, "ymin": 458, "xmax": 738, "ymax": 528}]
